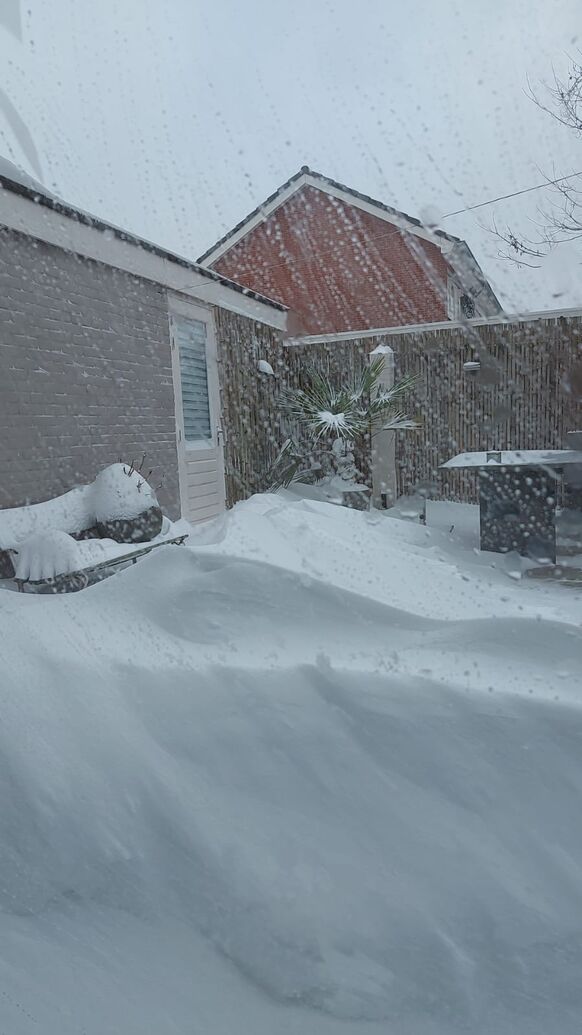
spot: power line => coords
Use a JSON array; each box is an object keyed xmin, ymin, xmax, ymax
[
  {"xmin": 441, "ymin": 170, "xmax": 582, "ymax": 219},
  {"xmin": 214, "ymin": 169, "xmax": 582, "ymax": 280}
]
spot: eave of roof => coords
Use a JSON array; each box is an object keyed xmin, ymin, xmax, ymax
[
  {"xmin": 446, "ymin": 239, "xmax": 502, "ymax": 311},
  {"xmin": 304, "ymin": 167, "xmax": 462, "ymax": 245},
  {"xmin": 0, "ymin": 172, "xmax": 287, "ymax": 312}
]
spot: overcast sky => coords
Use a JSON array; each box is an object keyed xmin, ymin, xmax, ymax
[{"xmin": 1, "ymin": 0, "xmax": 581, "ymax": 311}]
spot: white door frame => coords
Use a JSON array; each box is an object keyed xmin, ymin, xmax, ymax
[{"xmin": 168, "ymin": 294, "xmax": 226, "ymax": 522}]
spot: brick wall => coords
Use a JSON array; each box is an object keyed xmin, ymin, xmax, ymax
[
  {"xmin": 0, "ymin": 228, "xmax": 181, "ymax": 516},
  {"xmin": 213, "ymin": 184, "xmax": 450, "ymax": 335}
]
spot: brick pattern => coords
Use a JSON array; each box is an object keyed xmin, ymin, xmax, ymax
[
  {"xmin": 213, "ymin": 185, "xmax": 450, "ymax": 335},
  {"xmin": 0, "ymin": 228, "xmax": 180, "ymax": 516}
]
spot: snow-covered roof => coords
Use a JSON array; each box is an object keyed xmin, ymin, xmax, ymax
[
  {"xmin": 441, "ymin": 449, "xmax": 582, "ymax": 469},
  {"xmin": 0, "ymin": 155, "xmax": 52, "ymax": 195},
  {"xmin": 0, "ymin": 155, "xmax": 287, "ymax": 315}
]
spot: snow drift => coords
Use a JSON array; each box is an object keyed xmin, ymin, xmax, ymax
[{"xmin": 1, "ymin": 494, "xmax": 582, "ymax": 1034}]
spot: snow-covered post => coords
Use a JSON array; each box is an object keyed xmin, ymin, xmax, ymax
[{"xmin": 369, "ymin": 344, "xmax": 397, "ymax": 509}]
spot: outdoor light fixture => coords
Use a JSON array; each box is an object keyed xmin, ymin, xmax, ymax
[{"xmin": 463, "ymin": 360, "xmax": 481, "ymax": 374}]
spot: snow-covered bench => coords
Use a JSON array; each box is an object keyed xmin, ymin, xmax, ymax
[{"xmin": 0, "ymin": 464, "xmax": 189, "ymax": 592}]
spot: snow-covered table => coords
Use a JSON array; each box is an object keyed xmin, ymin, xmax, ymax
[{"xmin": 441, "ymin": 449, "xmax": 582, "ymax": 562}]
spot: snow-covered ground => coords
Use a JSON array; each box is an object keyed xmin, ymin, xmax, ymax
[{"xmin": 1, "ymin": 493, "xmax": 582, "ymax": 1034}]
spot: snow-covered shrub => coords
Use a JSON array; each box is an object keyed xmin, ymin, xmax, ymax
[
  {"xmin": 90, "ymin": 463, "xmax": 162, "ymax": 543},
  {"xmin": 90, "ymin": 463, "xmax": 158, "ymax": 523}
]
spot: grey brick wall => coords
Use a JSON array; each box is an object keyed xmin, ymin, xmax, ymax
[{"xmin": 0, "ymin": 228, "xmax": 181, "ymax": 518}]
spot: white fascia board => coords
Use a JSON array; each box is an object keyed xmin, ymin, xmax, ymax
[
  {"xmin": 446, "ymin": 242, "xmax": 501, "ymax": 315},
  {"xmin": 200, "ymin": 173, "xmax": 313, "ymax": 265},
  {"xmin": 0, "ymin": 188, "xmax": 287, "ymax": 331},
  {"xmin": 302, "ymin": 175, "xmax": 456, "ymax": 252}
]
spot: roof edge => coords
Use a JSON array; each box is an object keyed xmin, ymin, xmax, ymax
[
  {"xmin": 197, "ymin": 167, "xmax": 310, "ymax": 263},
  {"xmin": 448, "ymin": 240, "xmax": 503, "ymax": 313},
  {"xmin": 0, "ymin": 172, "xmax": 287, "ymax": 312}
]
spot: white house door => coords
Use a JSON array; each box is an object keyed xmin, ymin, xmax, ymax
[{"xmin": 169, "ymin": 300, "xmax": 226, "ymax": 524}]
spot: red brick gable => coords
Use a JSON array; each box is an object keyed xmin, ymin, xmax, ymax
[{"xmin": 212, "ymin": 184, "xmax": 451, "ymax": 334}]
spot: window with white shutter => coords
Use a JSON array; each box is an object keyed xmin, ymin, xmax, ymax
[{"xmin": 175, "ymin": 317, "xmax": 212, "ymax": 442}]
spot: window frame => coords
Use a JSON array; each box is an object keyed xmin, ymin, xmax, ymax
[{"xmin": 168, "ymin": 297, "xmax": 221, "ymax": 453}]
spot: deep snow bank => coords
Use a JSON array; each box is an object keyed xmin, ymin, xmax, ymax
[{"xmin": 1, "ymin": 494, "xmax": 582, "ymax": 1034}]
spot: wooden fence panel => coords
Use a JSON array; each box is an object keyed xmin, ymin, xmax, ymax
[
  {"xmin": 216, "ymin": 309, "xmax": 582, "ymax": 507},
  {"xmin": 390, "ymin": 316, "xmax": 582, "ymax": 500},
  {"xmin": 214, "ymin": 308, "xmax": 285, "ymax": 505}
]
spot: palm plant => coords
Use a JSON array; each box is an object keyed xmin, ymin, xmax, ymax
[{"xmin": 269, "ymin": 357, "xmax": 419, "ymax": 490}]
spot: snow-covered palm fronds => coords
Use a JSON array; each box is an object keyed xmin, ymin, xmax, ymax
[
  {"xmin": 269, "ymin": 359, "xmax": 420, "ymax": 490},
  {"xmin": 285, "ymin": 358, "xmax": 419, "ymax": 441},
  {"xmin": 268, "ymin": 437, "xmax": 324, "ymax": 491},
  {"xmin": 285, "ymin": 369, "xmax": 360, "ymax": 441},
  {"xmin": 361, "ymin": 362, "xmax": 420, "ymax": 435}
]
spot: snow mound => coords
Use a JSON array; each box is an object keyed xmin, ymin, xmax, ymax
[
  {"xmin": 1, "ymin": 494, "xmax": 582, "ymax": 1033},
  {"xmin": 13, "ymin": 530, "xmax": 81, "ymax": 581},
  {"xmin": 90, "ymin": 463, "xmax": 158, "ymax": 523}
]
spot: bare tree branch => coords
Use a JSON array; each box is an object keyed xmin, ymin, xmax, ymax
[{"xmin": 492, "ymin": 58, "xmax": 582, "ymax": 263}]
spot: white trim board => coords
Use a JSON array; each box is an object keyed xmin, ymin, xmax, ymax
[
  {"xmin": 285, "ymin": 306, "xmax": 582, "ymax": 345},
  {"xmin": 0, "ymin": 187, "xmax": 288, "ymax": 331}
]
